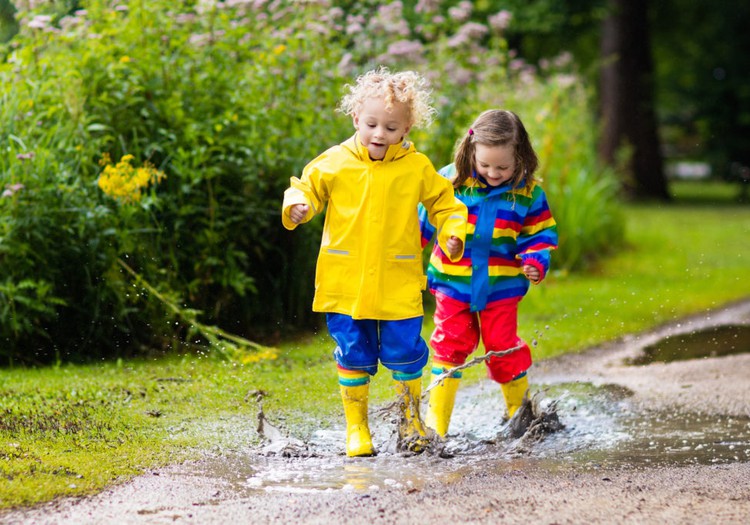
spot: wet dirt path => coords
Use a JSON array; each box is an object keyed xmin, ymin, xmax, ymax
[{"xmin": 2, "ymin": 300, "xmax": 750, "ymax": 524}]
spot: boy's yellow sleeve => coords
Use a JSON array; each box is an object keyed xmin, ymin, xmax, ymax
[
  {"xmin": 421, "ymin": 167, "xmax": 467, "ymax": 262},
  {"xmin": 281, "ymin": 165, "xmax": 326, "ymax": 230}
]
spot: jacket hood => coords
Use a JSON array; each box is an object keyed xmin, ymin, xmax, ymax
[{"xmin": 342, "ymin": 134, "xmax": 416, "ymax": 163}]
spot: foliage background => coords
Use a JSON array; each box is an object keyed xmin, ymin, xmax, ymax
[{"xmin": 0, "ymin": 0, "xmax": 621, "ymax": 365}]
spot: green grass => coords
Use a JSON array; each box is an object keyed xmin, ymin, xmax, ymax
[
  {"xmin": 2, "ymin": 180, "xmax": 749, "ymax": 509},
  {"xmin": 0, "ymin": 349, "xmax": 341, "ymax": 508},
  {"xmin": 520, "ymin": 180, "xmax": 750, "ymax": 357}
]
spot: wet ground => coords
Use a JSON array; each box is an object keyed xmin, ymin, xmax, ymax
[{"xmin": 3, "ymin": 299, "xmax": 750, "ymax": 524}]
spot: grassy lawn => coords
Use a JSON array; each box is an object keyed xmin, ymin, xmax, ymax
[
  {"xmin": 522, "ymin": 185, "xmax": 750, "ymax": 359},
  {"xmin": 1, "ymin": 180, "xmax": 749, "ymax": 509}
]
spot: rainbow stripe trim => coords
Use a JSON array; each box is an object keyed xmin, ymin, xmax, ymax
[{"xmin": 337, "ymin": 365, "xmax": 370, "ymax": 387}]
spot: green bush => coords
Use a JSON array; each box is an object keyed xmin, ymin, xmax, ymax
[
  {"xmin": 506, "ymin": 72, "xmax": 624, "ymax": 270},
  {"xmin": 0, "ymin": 0, "xmax": 622, "ymax": 365}
]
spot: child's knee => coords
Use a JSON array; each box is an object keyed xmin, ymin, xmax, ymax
[{"xmin": 485, "ymin": 343, "xmax": 532, "ymax": 383}]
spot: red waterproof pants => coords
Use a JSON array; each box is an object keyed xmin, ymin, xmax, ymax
[{"xmin": 430, "ymin": 292, "xmax": 531, "ymax": 384}]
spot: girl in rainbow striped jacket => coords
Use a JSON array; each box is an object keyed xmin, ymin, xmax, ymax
[{"xmin": 418, "ymin": 109, "xmax": 558, "ymax": 438}]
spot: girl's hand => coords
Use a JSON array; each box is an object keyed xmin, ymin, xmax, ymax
[
  {"xmin": 446, "ymin": 236, "xmax": 463, "ymax": 258},
  {"xmin": 522, "ymin": 264, "xmax": 540, "ymax": 283},
  {"xmin": 289, "ymin": 204, "xmax": 309, "ymax": 224}
]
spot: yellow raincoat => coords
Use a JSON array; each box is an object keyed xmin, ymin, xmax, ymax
[{"xmin": 282, "ymin": 134, "xmax": 467, "ymax": 320}]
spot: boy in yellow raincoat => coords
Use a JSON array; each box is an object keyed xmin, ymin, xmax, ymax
[{"xmin": 282, "ymin": 67, "xmax": 467, "ymax": 456}]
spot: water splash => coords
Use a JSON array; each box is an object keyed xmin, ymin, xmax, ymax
[{"xmin": 222, "ymin": 379, "xmax": 749, "ymax": 494}]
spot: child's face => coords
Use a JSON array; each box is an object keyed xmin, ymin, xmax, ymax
[
  {"xmin": 474, "ymin": 143, "xmax": 517, "ymax": 186},
  {"xmin": 353, "ymin": 97, "xmax": 411, "ymax": 160}
]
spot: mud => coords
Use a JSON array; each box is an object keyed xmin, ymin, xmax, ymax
[{"xmin": 2, "ymin": 299, "xmax": 750, "ymax": 525}]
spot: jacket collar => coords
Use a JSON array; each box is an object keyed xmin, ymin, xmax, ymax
[
  {"xmin": 343, "ymin": 134, "xmax": 415, "ymax": 163},
  {"xmin": 469, "ymin": 171, "xmax": 528, "ymax": 194}
]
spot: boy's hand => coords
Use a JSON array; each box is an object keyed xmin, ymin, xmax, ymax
[
  {"xmin": 289, "ymin": 204, "xmax": 309, "ymax": 224},
  {"xmin": 522, "ymin": 264, "xmax": 540, "ymax": 283},
  {"xmin": 446, "ymin": 236, "xmax": 463, "ymax": 258}
]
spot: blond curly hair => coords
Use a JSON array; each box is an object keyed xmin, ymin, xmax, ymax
[{"xmin": 338, "ymin": 67, "xmax": 436, "ymax": 129}]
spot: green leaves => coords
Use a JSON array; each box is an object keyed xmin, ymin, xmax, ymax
[
  {"xmin": 0, "ymin": 278, "xmax": 65, "ymax": 342},
  {"xmin": 0, "ymin": 0, "xmax": 622, "ymax": 364}
]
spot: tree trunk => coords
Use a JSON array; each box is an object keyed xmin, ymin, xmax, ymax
[{"xmin": 599, "ymin": 0, "xmax": 669, "ymax": 200}]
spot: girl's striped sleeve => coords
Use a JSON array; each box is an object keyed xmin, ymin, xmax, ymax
[{"xmin": 516, "ymin": 187, "xmax": 558, "ymax": 280}]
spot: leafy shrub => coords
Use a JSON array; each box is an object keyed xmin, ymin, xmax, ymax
[{"xmin": 0, "ymin": 0, "xmax": 623, "ymax": 365}]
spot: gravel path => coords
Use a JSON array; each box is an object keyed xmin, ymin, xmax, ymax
[{"xmin": 3, "ymin": 300, "xmax": 749, "ymax": 525}]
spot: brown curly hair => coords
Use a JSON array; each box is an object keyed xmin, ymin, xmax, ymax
[{"xmin": 452, "ymin": 109, "xmax": 538, "ymax": 190}]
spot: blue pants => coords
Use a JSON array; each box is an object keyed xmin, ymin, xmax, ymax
[{"xmin": 326, "ymin": 313, "xmax": 429, "ymax": 377}]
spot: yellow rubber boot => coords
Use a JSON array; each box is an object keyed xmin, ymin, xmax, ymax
[
  {"xmin": 340, "ymin": 384, "xmax": 374, "ymax": 457},
  {"xmin": 393, "ymin": 378, "xmax": 429, "ymax": 452},
  {"xmin": 424, "ymin": 376, "xmax": 460, "ymax": 437},
  {"xmin": 500, "ymin": 374, "xmax": 529, "ymax": 419}
]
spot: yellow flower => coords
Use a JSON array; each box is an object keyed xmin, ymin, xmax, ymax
[
  {"xmin": 97, "ymin": 154, "xmax": 166, "ymax": 204},
  {"xmin": 273, "ymin": 44, "xmax": 286, "ymax": 55},
  {"xmin": 240, "ymin": 348, "xmax": 279, "ymax": 364},
  {"xmin": 120, "ymin": 56, "xmax": 131, "ymax": 63}
]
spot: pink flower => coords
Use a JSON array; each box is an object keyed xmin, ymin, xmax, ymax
[
  {"xmin": 488, "ymin": 10, "xmax": 512, "ymax": 32},
  {"xmin": 346, "ymin": 21, "xmax": 363, "ymax": 35},
  {"xmin": 176, "ymin": 13, "xmax": 196, "ymax": 24},
  {"xmin": 59, "ymin": 16, "xmax": 84, "ymax": 30},
  {"xmin": 326, "ymin": 7, "xmax": 344, "ymax": 19},
  {"xmin": 189, "ymin": 33, "xmax": 211, "ymax": 46},
  {"xmin": 16, "ymin": 152, "xmax": 35, "ymax": 161},
  {"xmin": 447, "ymin": 32, "xmax": 468, "ymax": 48},
  {"xmin": 459, "ymin": 22, "xmax": 488, "ymax": 39},
  {"xmin": 447, "ymin": 22, "xmax": 487, "ymax": 48},
  {"xmin": 27, "ymin": 15, "xmax": 51, "ymax": 30},
  {"xmin": 415, "ymin": 0, "xmax": 439, "ymax": 14},
  {"xmin": 337, "ymin": 53, "xmax": 355, "ymax": 75},
  {"xmin": 509, "ymin": 58, "xmax": 525, "ymax": 71},
  {"xmin": 554, "ymin": 51, "xmax": 574, "ymax": 69},
  {"xmin": 2, "ymin": 183, "xmax": 24, "ymax": 198},
  {"xmin": 447, "ymin": 1, "xmax": 472, "ymax": 22},
  {"xmin": 387, "ymin": 39, "xmax": 424, "ymax": 60},
  {"xmin": 554, "ymin": 74, "xmax": 577, "ymax": 88},
  {"xmin": 453, "ymin": 68, "xmax": 473, "ymax": 86}
]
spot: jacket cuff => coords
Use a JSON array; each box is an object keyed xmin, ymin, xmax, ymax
[
  {"xmin": 281, "ymin": 182, "xmax": 313, "ymax": 230},
  {"xmin": 438, "ymin": 216, "xmax": 466, "ymax": 262},
  {"xmin": 521, "ymin": 256, "xmax": 546, "ymax": 283}
]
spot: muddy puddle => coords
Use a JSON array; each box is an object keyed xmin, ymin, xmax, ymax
[
  {"xmin": 168, "ymin": 320, "xmax": 750, "ymax": 497},
  {"xmin": 178, "ymin": 378, "xmax": 750, "ymax": 495},
  {"xmin": 628, "ymin": 324, "xmax": 750, "ymax": 364}
]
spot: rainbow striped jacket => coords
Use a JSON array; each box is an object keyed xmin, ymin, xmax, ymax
[{"xmin": 419, "ymin": 164, "xmax": 558, "ymax": 312}]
